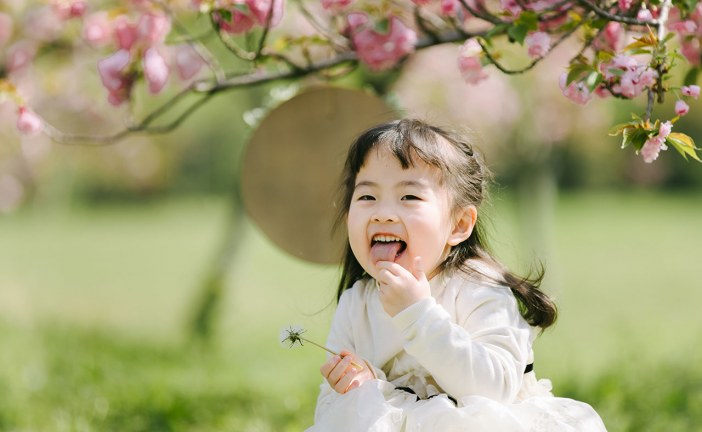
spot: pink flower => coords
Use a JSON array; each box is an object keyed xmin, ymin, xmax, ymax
[
  {"xmin": 214, "ymin": 0, "xmax": 284, "ymax": 34},
  {"xmin": 82, "ymin": 12, "xmax": 113, "ymax": 47},
  {"xmin": 6, "ymin": 41, "xmax": 38, "ymax": 73},
  {"xmin": 16, "ymin": 106, "xmax": 43, "ymax": 136},
  {"xmin": 441, "ymin": 0, "xmax": 460, "ymax": 16},
  {"xmin": 682, "ymin": 85, "xmax": 700, "ymax": 99},
  {"xmin": 0, "ymin": 13, "xmax": 13, "ymax": 49},
  {"xmin": 596, "ymin": 22, "xmax": 623, "ymax": 51},
  {"xmin": 675, "ymin": 99, "xmax": 689, "ymax": 116},
  {"xmin": 138, "ymin": 12, "xmax": 171, "ymax": 46},
  {"xmin": 559, "ymin": 73, "xmax": 592, "ymax": 105},
  {"xmin": 618, "ymin": 0, "xmax": 633, "ymax": 11},
  {"xmin": 658, "ymin": 120, "xmax": 672, "ymax": 139},
  {"xmin": 175, "ymin": 44, "xmax": 205, "ymax": 80},
  {"xmin": 98, "ymin": 50, "xmax": 134, "ymax": 105},
  {"xmin": 143, "ymin": 47, "xmax": 169, "ymax": 94},
  {"xmin": 348, "ymin": 13, "xmax": 417, "ymax": 71},
  {"xmin": 680, "ymin": 39, "xmax": 701, "ymax": 66},
  {"xmin": 669, "ymin": 19, "xmax": 697, "ymax": 35},
  {"xmin": 501, "ymin": 0, "xmax": 522, "ymax": 17},
  {"xmin": 525, "ymin": 31, "xmax": 550, "ymax": 58},
  {"xmin": 641, "ymin": 136, "xmax": 665, "ymax": 163},
  {"xmin": 321, "ymin": 0, "xmax": 354, "ymax": 11},
  {"xmin": 457, "ymin": 39, "xmax": 488, "ymax": 84},
  {"xmin": 114, "ymin": 16, "xmax": 139, "ymax": 51},
  {"xmin": 637, "ymin": 8, "xmax": 653, "ymax": 22},
  {"xmin": 52, "ymin": 0, "xmax": 87, "ymax": 20}
]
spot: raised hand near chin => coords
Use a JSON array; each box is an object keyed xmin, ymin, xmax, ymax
[{"xmin": 376, "ymin": 256, "xmax": 431, "ymax": 317}]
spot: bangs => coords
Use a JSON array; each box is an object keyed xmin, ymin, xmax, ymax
[{"xmin": 346, "ymin": 120, "xmax": 456, "ymax": 178}]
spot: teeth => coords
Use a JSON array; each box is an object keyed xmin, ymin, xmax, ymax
[{"xmin": 372, "ymin": 235, "xmax": 403, "ymax": 243}]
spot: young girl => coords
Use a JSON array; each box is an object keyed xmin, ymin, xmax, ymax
[{"xmin": 308, "ymin": 119, "xmax": 606, "ymax": 431}]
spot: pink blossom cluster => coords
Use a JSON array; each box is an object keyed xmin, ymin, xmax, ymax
[
  {"xmin": 669, "ymin": 4, "xmax": 702, "ymax": 66},
  {"xmin": 525, "ymin": 32, "xmax": 550, "ymax": 58},
  {"xmin": 90, "ymin": 8, "xmax": 205, "ymax": 106},
  {"xmin": 16, "ymin": 106, "xmax": 44, "ymax": 136},
  {"xmin": 600, "ymin": 54, "xmax": 658, "ymax": 99},
  {"xmin": 457, "ymin": 39, "xmax": 488, "ymax": 84},
  {"xmin": 210, "ymin": 0, "xmax": 284, "ymax": 34},
  {"xmin": 409, "ymin": 0, "xmax": 464, "ymax": 17},
  {"xmin": 322, "ymin": 0, "xmax": 354, "ymax": 12},
  {"xmin": 51, "ymin": 0, "xmax": 87, "ymax": 21},
  {"xmin": 641, "ymin": 121, "xmax": 672, "ymax": 163},
  {"xmin": 558, "ymin": 73, "xmax": 592, "ymax": 105},
  {"xmin": 347, "ymin": 13, "xmax": 417, "ymax": 71},
  {"xmin": 94, "ymin": 10, "xmax": 173, "ymax": 105},
  {"xmin": 500, "ymin": 0, "xmax": 569, "ymax": 20},
  {"xmin": 674, "ymin": 84, "xmax": 700, "ymax": 117}
]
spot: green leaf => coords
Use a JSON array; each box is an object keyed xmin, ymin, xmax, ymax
[
  {"xmin": 375, "ymin": 18, "xmax": 390, "ymax": 35},
  {"xmin": 217, "ymin": 9, "xmax": 232, "ymax": 22},
  {"xmin": 667, "ymin": 135, "xmax": 702, "ymax": 162},
  {"xmin": 585, "ymin": 71, "xmax": 603, "ymax": 92},
  {"xmin": 608, "ymin": 122, "xmax": 635, "ymax": 136},
  {"xmin": 683, "ymin": 67, "xmax": 700, "ymax": 86},
  {"xmin": 507, "ymin": 24, "xmax": 529, "ymax": 45},
  {"xmin": 566, "ymin": 63, "xmax": 592, "ymax": 85},
  {"xmin": 485, "ymin": 23, "xmax": 509, "ymax": 40},
  {"xmin": 517, "ymin": 11, "xmax": 539, "ymax": 31},
  {"xmin": 621, "ymin": 127, "xmax": 649, "ymax": 150}
]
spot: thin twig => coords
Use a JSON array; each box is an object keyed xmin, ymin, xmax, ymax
[
  {"xmin": 477, "ymin": 19, "xmax": 584, "ymax": 75},
  {"xmin": 576, "ymin": 0, "xmax": 660, "ymax": 26}
]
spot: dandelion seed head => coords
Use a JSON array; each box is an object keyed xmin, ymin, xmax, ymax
[{"xmin": 280, "ymin": 325, "xmax": 306, "ymax": 349}]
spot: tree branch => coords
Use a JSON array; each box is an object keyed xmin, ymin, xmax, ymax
[
  {"xmin": 44, "ymin": 29, "xmax": 481, "ymax": 145},
  {"xmin": 576, "ymin": 0, "xmax": 660, "ymax": 27}
]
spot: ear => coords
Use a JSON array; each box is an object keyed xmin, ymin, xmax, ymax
[{"xmin": 447, "ymin": 205, "xmax": 477, "ymax": 246}]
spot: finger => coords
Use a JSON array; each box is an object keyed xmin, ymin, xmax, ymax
[
  {"xmin": 335, "ymin": 368, "xmax": 357, "ymax": 393},
  {"xmin": 320, "ymin": 355, "xmax": 341, "ymax": 378},
  {"xmin": 327, "ymin": 354, "xmax": 353, "ymax": 384},
  {"xmin": 378, "ymin": 267, "xmax": 402, "ymax": 286},
  {"xmin": 411, "ymin": 256, "xmax": 427, "ymax": 282}
]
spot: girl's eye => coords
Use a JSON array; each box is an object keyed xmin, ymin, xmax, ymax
[
  {"xmin": 357, "ymin": 195, "xmax": 375, "ymax": 201},
  {"xmin": 401, "ymin": 195, "xmax": 420, "ymax": 201}
]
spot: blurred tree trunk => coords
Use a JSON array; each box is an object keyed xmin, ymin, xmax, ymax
[{"xmin": 187, "ymin": 178, "xmax": 247, "ymax": 342}]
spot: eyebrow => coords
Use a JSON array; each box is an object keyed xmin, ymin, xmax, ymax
[{"xmin": 354, "ymin": 180, "xmax": 428, "ymax": 189}]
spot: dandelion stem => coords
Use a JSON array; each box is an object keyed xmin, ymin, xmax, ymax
[{"xmin": 300, "ymin": 337, "xmax": 365, "ymax": 370}]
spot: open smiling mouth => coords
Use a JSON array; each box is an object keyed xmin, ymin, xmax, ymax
[{"xmin": 370, "ymin": 235, "xmax": 407, "ymax": 263}]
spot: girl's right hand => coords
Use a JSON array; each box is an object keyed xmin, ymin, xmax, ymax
[{"xmin": 320, "ymin": 349, "xmax": 374, "ymax": 394}]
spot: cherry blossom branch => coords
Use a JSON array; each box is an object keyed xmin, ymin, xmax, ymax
[
  {"xmin": 458, "ymin": 0, "xmax": 507, "ymax": 26},
  {"xmin": 154, "ymin": 1, "xmax": 225, "ymax": 83},
  {"xmin": 477, "ymin": 19, "xmax": 585, "ymax": 75},
  {"xmin": 645, "ymin": 0, "xmax": 673, "ymax": 121},
  {"xmin": 576, "ymin": 0, "xmax": 660, "ymax": 26},
  {"xmin": 42, "ymin": 29, "xmax": 482, "ymax": 145}
]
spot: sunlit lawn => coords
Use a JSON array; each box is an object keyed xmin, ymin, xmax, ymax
[{"xmin": 0, "ymin": 190, "xmax": 701, "ymax": 431}]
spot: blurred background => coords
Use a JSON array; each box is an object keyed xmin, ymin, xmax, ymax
[{"xmin": 2, "ymin": 19, "xmax": 702, "ymax": 432}]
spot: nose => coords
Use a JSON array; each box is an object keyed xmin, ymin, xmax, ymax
[{"xmin": 372, "ymin": 202, "xmax": 398, "ymax": 223}]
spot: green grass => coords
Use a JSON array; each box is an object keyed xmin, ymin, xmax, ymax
[{"xmin": 0, "ymin": 191, "xmax": 701, "ymax": 430}]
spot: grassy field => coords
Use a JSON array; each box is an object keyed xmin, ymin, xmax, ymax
[{"xmin": 0, "ymin": 190, "xmax": 701, "ymax": 431}]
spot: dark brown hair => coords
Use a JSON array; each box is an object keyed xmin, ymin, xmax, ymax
[{"xmin": 335, "ymin": 118, "xmax": 557, "ymax": 329}]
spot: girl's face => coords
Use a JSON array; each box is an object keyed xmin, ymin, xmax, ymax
[{"xmin": 347, "ymin": 147, "xmax": 471, "ymax": 281}]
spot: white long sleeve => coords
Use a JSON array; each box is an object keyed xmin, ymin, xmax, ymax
[
  {"xmin": 314, "ymin": 268, "xmax": 533, "ymax": 422},
  {"xmin": 390, "ymin": 283, "xmax": 531, "ymax": 402}
]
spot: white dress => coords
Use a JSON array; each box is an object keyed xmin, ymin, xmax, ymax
[{"xmin": 307, "ymin": 263, "xmax": 607, "ymax": 432}]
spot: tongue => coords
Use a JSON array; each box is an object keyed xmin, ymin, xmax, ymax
[{"xmin": 371, "ymin": 242, "xmax": 402, "ymax": 263}]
